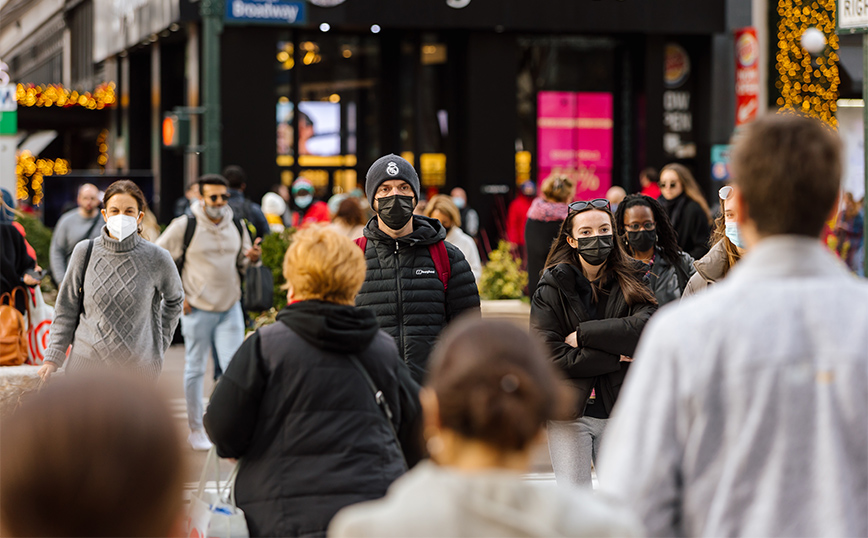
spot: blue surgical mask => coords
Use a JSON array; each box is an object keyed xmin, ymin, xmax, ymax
[{"xmin": 725, "ymin": 222, "xmax": 745, "ymax": 249}]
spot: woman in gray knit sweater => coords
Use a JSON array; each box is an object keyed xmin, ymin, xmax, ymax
[{"xmin": 38, "ymin": 180, "xmax": 184, "ymax": 382}]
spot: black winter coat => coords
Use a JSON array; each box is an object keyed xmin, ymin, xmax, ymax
[
  {"xmin": 355, "ymin": 215, "xmax": 480, "ymax": 383},
  {"xmin": 204, "ymin": 301, "xmax": 422, "ymax": 538},
  {"xmin": 647, "ymin": 249, "xmax": 696, "ymax": 306},
  {"xmin": 660, "ymin": 194, "xmax": 711, "ymax": 260},
  {"xmin": 530, "ymin": 263, "xmax": 657, "ymax": 416}
]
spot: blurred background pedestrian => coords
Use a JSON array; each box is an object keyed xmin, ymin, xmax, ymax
[
  {"xmin": 506, "ymin": 180, "xmax": 536, "ymax": 265},
  {"xmin": 425, "ymin": 194, "xmax": 482, "ymax": 284},
  {"xmin": 49, "ymin": 183, "xmax": 102, "ymax": 285},
  {"xmin": 0, "ymin": 373, "xmax": 185, "ymax": 537},
  {"xmin": 658, "ymin": 163, "xmax": 712, "ymax": 259},
  {"xmin": 224, "ymin": 165, "xmax": 270, "ymax": 240},
  {"xmin": 261, "ymin": 192, "xmax": 288, "ymax": 234},
  {"xmin": 329, "ymin": 197, "xmax": 366, "ymax": 240},
  {"xmin": 525, "ymin": 174, "xmax": 576, "ymax": 297},
  {"xmin": 683, "ymin": 185, "xmax": 744, "ymax": 297},
  {"xmin": 530, "ymin": 198, "xmax": 656, "ymax": 487},
  {"xmin": 450, "ymin": 187, "xmax": 479, "ymax": 238},
  {"xmin": 615, "ymin": 194, "xmax": 695, "ymax": 306},
  {"xmin": 330, "ymin": 319, "xmax": 642, "ymax": 538},
  {"xmin": 288, "ymin": 177, "xmax": 331, "ymax": 227},
  {"xmin": 205, "ymin": 226, "xmax": 421, "ymax": 537},
  {"xmin": 638, "ymin": 167, "xmax": 661, "ymax": 199},
  {"xmin": 39, "ymin": 180, "xmax": 183, "ymax": 382},
  {"xmin": 605, "ymin": 186, "xmax": 626, "ymax": 213},
  {"xmin": 835, "ymin": 191, "xmax": 864, "ymax": 274}
]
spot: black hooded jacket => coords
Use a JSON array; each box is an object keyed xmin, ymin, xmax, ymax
[
  {"xmin": 530, "ymin": 263, "xmax": 657, "ymax": 416},
  {"xmin": 355, "ymin": 215, "xmax": 480, "ymax": 382},
  {"xmin": 204, "ymin": 301, "xmax": 421, "ymax": 538}
]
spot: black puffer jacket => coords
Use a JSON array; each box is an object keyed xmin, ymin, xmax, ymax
[
  {"xmin": 530, "ymin": 263, "xmax": 657, "ymax": 416},
  {"xmin": 355, "ymin": 215, "xmax": 480, "ymax": 382},
  {"xmin": 204, "ymin": 301, "xmax": 422, "ymax": 537}
]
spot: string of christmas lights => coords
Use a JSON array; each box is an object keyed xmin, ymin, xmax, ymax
[
  {"xmin": 774, "ymin": 0, "xmax": 839, "ymax": 127},
  {"xmin": 16, "ymin": 151, "xmax": 70, "ymax": 206},
  {"xmin": 16, "ymin": 82, "xmax": 116, "ymax": 109}
]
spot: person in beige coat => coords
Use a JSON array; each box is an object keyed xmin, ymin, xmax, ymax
[{"xmin": 328, "ymin": 319, "xmax": 641, "ymax": 538}]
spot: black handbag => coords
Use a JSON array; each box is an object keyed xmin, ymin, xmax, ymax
[{"xmin": 243, "ymin": 265, "xmax": 274, "ymax": 312}]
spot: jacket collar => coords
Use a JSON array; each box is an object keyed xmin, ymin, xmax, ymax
[
  {"xmin": 363, "ymin": 214, "xmax": 447, "ymax": 246},
  {"xmin": 726, "ymin": 235, "xmax": 850, "ymax": 282}
]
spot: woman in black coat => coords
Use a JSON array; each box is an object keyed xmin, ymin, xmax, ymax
[
  {"xmin": 204, "ymin": 227, "xmax": 421, "ymax": 538},
  {"xmin": 530, "ymin": 198, "xmax": 657, "ymax": 488},
  {"xmin": 658, "ymin": 163, "xmax": 713, "ymax": 259}
]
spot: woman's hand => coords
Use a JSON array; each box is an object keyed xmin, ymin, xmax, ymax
[
  {"xmin": 183, "ymin": 298, "xmax": 192, "ymax": 316},
  {"xmin": 620, "ymin": 355, "xmax": 634, "ymax": 362},
  {"xmin": 37, "ymin": 362, "xmax": 57, "ymax": 382},
  {"xmin": 565, "ymin": 331, "xmax": 578, "ymax": 348}
]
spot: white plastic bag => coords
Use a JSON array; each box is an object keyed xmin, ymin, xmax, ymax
[
  {"xmin": 25, "ymin": 286, "xmax": 53, "ymax": 365},
  {"xmin": 187, "ymin": 447, "xmax": 249, "ymax": 538}
]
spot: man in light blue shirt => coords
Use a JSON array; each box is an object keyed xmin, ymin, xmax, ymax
[{"xmin": 598, "ymin": 114, "xmax": 868, "ymax": 538}]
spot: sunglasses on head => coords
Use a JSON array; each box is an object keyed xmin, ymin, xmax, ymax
[
  {"xmin": 569, "ymin": 198, "xmax": 611, "ymax": 212},
  {"xmin": 719, "ymin": 186, "xmax": 733, "ymax": 200},
  {"xmin": 208, "ymin": 194, "xmax": 230, "ymax": 202}
]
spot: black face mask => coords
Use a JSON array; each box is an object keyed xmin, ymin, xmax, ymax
[
  {"xmin": 573, "ymin": 234, "xmax": 614, "ymax": 266},
  {"xmin": 377, "ymin": 194, "xmax": 415, "ymax": 230},
  {"xmin": 626, "ymin": 229, "xmax": 657, "ymax": 253}
]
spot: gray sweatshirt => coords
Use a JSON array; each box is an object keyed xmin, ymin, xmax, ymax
[
  {"xmin": 44, "ymin": 227, "xmax": 184, "ymax": 380},
  {"xmin": 49, "ymin": 209, "xmax": 102, "ymax": 283},
  {"xmin": 598, "ymin": 237, "xmax": 868, "ymax": 537}
]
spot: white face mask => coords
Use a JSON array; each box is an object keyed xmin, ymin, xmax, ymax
[{"xmin": 106, "ymin": 214, "xmax": 139, "ymax": 241}]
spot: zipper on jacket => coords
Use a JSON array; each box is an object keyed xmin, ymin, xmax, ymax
[{"xmin": 394, "ymin": 241, "xmax": 405, "ymax": 358}]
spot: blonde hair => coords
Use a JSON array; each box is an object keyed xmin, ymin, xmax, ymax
[
  {"xmin": 282, "ymin": 226, "xmax": 365, "ymax": 305},
  {"xmin": 540, "ymin": 174, "xmax": 576, "ymax": 204},
  {"xmin": 424, "ymin": 194, "xmax": 462, "ymax": 227}
]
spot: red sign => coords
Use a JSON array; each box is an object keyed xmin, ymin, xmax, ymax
[{"xmin": 734, "ymin": 27, "xmax": 760, "ymax": 127}]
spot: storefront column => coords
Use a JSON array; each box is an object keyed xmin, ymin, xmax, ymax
[
  {"xmin": 186, "ymin": 22, "xmax": 200, "ymax": 187},
  {"xmin": 151, "ymin": 42, "xmax": 162, "ymax": 208}
]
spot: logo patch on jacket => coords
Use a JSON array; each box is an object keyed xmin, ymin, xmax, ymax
[{"xmin": 416, "ymin": 269, "xmax": 436, "ymax": 276}]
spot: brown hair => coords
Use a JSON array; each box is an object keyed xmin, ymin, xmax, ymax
[
  {"xmin": 334, "ymin": 197, "xmax": 366, "ymax": 227},
  {"xmin": 427, "ymin": 318, "xmax": 573, "ymax": 452},
  {"xmin": 544, "ymin": 206, "xmax": 657, "ymax": 306},
  {"xmin": 540, "ymin": 174, "xmax": 576, "ymax": 204},
  {"xmin": 731, "ymin": 113, "xmax": 842, "ymax": 237},
  {"xmin": 709, "ymin": 197, "xmax": 742, "ymax": 276},
  {"xmin": 103, "ymin": 179, "xmax": 147, "ymax": 213},
  {"xmin": 424, "ymin": 194, "xmax": 462, "ymax": 228},
  {"xmin": 283, "ymin": 226, "xmax": 366, "ymax": 305},
  {"xmin": 0, "ymin": 373, "xmax": 185, "ymax": 537},
  {"xmin": 660, "ymin": 163, "xmax": 712, "ymax": 224}
]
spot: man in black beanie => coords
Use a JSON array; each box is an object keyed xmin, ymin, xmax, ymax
[{"xmin": 356, "ymin": 154, "xmax": 480, "ymax": 382}]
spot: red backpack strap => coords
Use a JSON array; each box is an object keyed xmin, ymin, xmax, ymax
[
  {"xmin": 354, "ymin": 236, "xmax": 367, "ymax": 251},
  {"xmin": 428, "ymin": 241, "xmax": 451, "ymax": 291}
]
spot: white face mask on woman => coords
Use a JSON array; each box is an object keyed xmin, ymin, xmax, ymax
[{"xmin": 106, "ymin": 214, "xmax": 140, "ymax": 241}]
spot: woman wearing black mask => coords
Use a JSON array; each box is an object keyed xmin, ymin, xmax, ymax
[
  {"xmin": 530, "ymin": 199, "xmax": 657, "ymax": 488},
  {"xmin": 614, "ymin": 194, "xmax": 695, "ymax": 306}
]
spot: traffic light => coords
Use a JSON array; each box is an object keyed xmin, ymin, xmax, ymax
[{"xmin": 162, "ymin": 111, "xmax": 190, "ymax": 149}]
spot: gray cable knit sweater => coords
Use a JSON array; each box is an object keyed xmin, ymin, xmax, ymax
[{"xmin": 44, "ymin": 227, "xmax": 184, "ymax": 379}]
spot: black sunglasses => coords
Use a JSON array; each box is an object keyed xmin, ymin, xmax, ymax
[
  {"xmin": 208, "ymin": 194, "xmax": 230, "ymax": 202},
  {"xmin": 568, "ymin": 198, "xmax": 611, "ymax": 212}
]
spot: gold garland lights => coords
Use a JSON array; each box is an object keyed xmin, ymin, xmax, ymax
[
  {"xmin": 16, "ymin": 151, "xmax": 70, "ymax": 206},
  {"xmin": 16, "ymin": 82, "xmax": 116, "ymax": 109},
  {"xmin": 774, "ymin": 0, "xmax": 839, "ymax": 127}
]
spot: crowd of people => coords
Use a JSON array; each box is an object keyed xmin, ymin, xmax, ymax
[{"xmin": 1, "ymin": 114, "xmax": 867, "ymax": 538}]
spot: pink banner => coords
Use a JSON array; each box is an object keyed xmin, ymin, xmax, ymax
[{"xmin": 537, "ymin": 91, "xmax": 613, "ymax": 201}]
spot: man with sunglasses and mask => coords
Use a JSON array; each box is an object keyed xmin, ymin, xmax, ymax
[
  {"xmin": 157, "ymin": 174, "xmax": 261, "ymax": 451},
  {"xmin": 355, "ymin": 154, "xmax": 480, "ymax": 383}
]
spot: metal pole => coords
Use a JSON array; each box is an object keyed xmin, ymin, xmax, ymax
[
  {"xmin": 201, "ymin": 0, "xmax": 222, "ymax": 175},
  {"xmin": 863, "ymin": 33, "xmax": 868, "ymax": 277}
]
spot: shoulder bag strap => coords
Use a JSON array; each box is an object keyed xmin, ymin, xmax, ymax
[
  {"xmin": 177, "ymin": 215, "xmax": 197, "ymax": 274},
  {"xmin": 77, "ymin": 240, "xmax": 94, "ymax": 319},
  {"xmin": 78, "ymin": 215, "xmax": 101, "ymax": 245},
  {"xmin": 347, "ymin": 354, "xmax": 407, "ymax": 469}
]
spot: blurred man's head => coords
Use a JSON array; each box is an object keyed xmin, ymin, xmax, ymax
[
  {"xmin": 77, "ymin": 183, "xmax": 100, "ymax": 217},
  {"xmin": 606, "ymin": 186, "xmax": 627, "ymax": 211},
  {"xmin": 222, "ymin": 165, "xmax": 247, "ymax": 191},
  {"xmin": 730, "ymin": 114, "xmax": 841, "ymax": 244},
  {"xmin": 0, "ymin": 373, "xmax": 185, "ymax": 537},
  {"xmin": 639, "ymin": 167, "xmax": 658, "ymax": 188}
]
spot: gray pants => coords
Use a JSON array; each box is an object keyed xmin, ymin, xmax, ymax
[{"xmin": 547, "ymin": 416, "xmax": 608, "ymax": 487}]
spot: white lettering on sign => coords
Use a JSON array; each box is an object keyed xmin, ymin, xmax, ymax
[
  {"xmin": 664, "ymin": 112, "xmax": 692, "ymax": 132},
  {"xmin": 231, "ymin": 0, "xmax": 300, "ymax": 23},
  {"xmin": 663, "ymin": 91, "xmax": 690, "ymax": 111},
  {"xmin": 840, "ymin": 0, "xmax": 868, "ymax": 30},
  {"xmin": 0, "ymin": 85, "xmax": 16, "ymax": 112}
]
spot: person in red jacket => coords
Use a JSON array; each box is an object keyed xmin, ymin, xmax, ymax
[
  {"xmin": 287, "ymin": 177, "xmax": 330, "ymax": 228},
  {"xmin": 506, "ymin": 181, "xmax": 536, "ymax": 256}
]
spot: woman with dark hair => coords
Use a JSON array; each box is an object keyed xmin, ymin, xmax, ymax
[
  {"xmin": 658, "ymin": 163, "xmax": 712, "ymax": 259},
  {"xmin": 530, "ymin": 199, "xmax": 657, "ymax": 487},
  {"xmin": 614, "ymin": 194, "xmax": 695, "ymax": 306},
  {"xmin": 38, "ymin": 180, "xmax": 184, "ymax": 382},
  {"xmin": 329, "ymin": 319, "xmax": 642, "ymax": 537},
  {"xmin": 682, "ymin": 185, "xmax": 745, "ymax": 297},
  {"xmin": 525, "ymin": 174, "xmax": 577, "ymax": 296}
]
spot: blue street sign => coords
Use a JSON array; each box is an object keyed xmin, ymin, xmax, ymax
[{"xmin": 225, "ymin": 0, "xmax": 307, "ymax": 25}]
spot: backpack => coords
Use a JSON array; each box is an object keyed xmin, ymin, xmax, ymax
[
  {"xmin": 354, "ymin": 236, "xmax": 451, "ymax": 291},
  {"xmin": 0, "ymin": 288, "xmax": 28, "ymax": 366}
]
